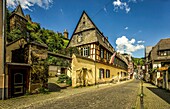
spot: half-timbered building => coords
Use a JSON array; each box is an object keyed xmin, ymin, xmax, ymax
[{"xmin": 67, "ymin": 11, "xmax": 128, "ymax": 87}]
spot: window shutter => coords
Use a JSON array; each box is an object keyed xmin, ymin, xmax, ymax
[
  {"xmin": 103, "ymin": 69, "xmax": 105, "ymax": 78},
  {"xmin": 99, "ymin": 69, "xmax": 101, "ymax": 79},
  {"xmin": 88, "ymin": 47, "xmax": 90, "ymax": 56},
  {"xmin": 81, "ymin": 48, "xmax": 83, "ymax": 56}
]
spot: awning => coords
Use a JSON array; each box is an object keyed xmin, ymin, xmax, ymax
[{"xmin": 158, "ymin": 67, "xmax": 168, "ymax": 71}]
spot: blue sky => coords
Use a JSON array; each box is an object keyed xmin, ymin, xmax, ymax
[{"xmin": 7, "ymin": 0, "xmax": 170, "ymax": 58}]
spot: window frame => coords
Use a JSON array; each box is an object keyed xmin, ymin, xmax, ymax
[
  {"xmin": 100, "ymin": 48, "xmax": 104, "ymax": 59},
  {"xmin": 99, "ymin": 68, "xmax": 104, "ymax": 79},
  {"xmin": 81, "ymin": 46, "xmax": 90, "ymax": 57},
  {"xmin": 106, "ymin": 69, "xmax": 110, "ymax": 78}
]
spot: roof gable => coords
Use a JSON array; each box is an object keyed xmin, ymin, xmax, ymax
[
  {"xmin": 67, "ymin": 11, "xmax": 115, "ymax": 53},
  {"xmin": 74, "ymin": 11, "xmax": 96, "ymax": 33},
  {"xmin": 10, "ymin": 4, "xmax": 26, "ymax": 19}
]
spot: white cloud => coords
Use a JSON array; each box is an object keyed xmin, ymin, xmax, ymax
[
  {"xmin": 60, "ymin": 9, "xmax": 64, "ymax": 15},
  {"xmin": 113, "ymin": 0, "xmax": 143, "ymax": 13},
  {"xmin": 113, "ymin": 0, "xmax": 131, "ymax": 13},
  {"xmin": 116, "ymin": 36, "xmax": 144, "ymax": 55},
  {"xmin": 104, "ymin": 6, "xmax": 107, "ymax": 13},
  {"xmin": 137, "ymin": 40, "xmax": 145, "ymax": 43},
  {"xmin": 128, "ymin": 0, "xmax": 137, "ymax": 3},
  {"xmin": 7, "ymin": 0, "xmax": 53, "ymax": 11},
  {"xmin": 125, "ymin": 27, "xmax": 128, "ymax": 30},
  {"xmin": 129, "ymin": 38, "xmax": 135, "ymax": 44}
]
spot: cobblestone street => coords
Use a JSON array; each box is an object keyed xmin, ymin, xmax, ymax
[
  {"xmin": 24, "ymin": 80, "xmax": 140, "ymax": 109},
  {"xmin": 136, "ymin": 82, "xmax": 170, "ymax": 109}
]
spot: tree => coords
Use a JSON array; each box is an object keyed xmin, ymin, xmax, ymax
[{"xmin": 132, "ymin": 57, "xmax": 145, "ymax": 69}]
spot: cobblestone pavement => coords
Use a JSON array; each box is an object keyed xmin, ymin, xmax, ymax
[
  {"xmin": 24, "ymin": 80, "xmax": 140, "ymax": 109},
  {"xmin": 136, "ymin": 82, "xmax": 170, "ymax": 109}
]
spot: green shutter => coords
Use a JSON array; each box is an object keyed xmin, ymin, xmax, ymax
[
  {"xmin": 88, "ymin": 47, "xmax": 90, "ymax": 56},
  {"xmin": 81, "ymin": 48, "xmax": 83, "ymax": 56}
]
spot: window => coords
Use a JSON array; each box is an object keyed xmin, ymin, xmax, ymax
[
  {"xmin": 81, "ymin": 47, "xmax": 90, "ymax": 57},
  {"xmin": 83, "ymin": 47, "xmax": 88, "ymax": 56},
  {"xmin": 163, "ymin": 51, "xmax": 167, "ymax": 56},
  {"xmin": 106, "ymin": 69, "xmax": 110, "ymax": 78},
  {"xmin": 83, "ymin": 21, "xmax": 86, "ymax": 25},
  {"xmin": 99, "ymin": 68, "xmax": 104, "ymax": 79},
  {"xmin": 77, "ymin": 33, "xmax": 83, "ymax": 42},
  {"xmin": 106, "ymin": 51, "xmax": 109, "ymax": 61},
  {"xmin": 100, "ymin": 48, "xmax": 104, "ymax": 59},
  {"xmin": 159, "ymin": 50, "xmax": 170, "ymax": 56}
]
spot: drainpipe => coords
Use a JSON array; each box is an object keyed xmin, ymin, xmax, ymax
[
  {"xmin": 2, "ymin": 0, "xmax": 6, "ymax": 100},
  {"xmin": 95, "ymin": 60, "xmax": 96, "ymax": 85},
  {"xmin": 94, "ymin": 45, "xmax": 97, "ymax": 85}
]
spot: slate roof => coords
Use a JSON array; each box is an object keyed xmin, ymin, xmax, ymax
[
  {"xmin": 157, "ymin": 38, "xmax": 170, "ymax": 50},
  {"xmin": 9, "ymin": 4, "xmax": 28, "ymax": 21}
]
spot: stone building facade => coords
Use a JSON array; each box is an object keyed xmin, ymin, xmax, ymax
[
  {"xmin": 144, "ymin": 46, "xmax": 153, "ymax": 82},
  {"xmin": 67, "ymin": 11, "xmax": 128, "ymax": 87},
  {"xmin": 147, "ymin": 38, "xmax": 170, "ymax": 89},
  {"xmin": 9, "ymin": 4, "xmax": 32, "ymax": 36},
  {"xmin": 123, "ymin": 54, "xmax": 134, "ymax": 79}
]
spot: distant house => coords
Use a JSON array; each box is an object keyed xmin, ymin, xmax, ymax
[
  {"xmin": 122, "ymin": 54, "xmax": 134, "ymax": 79},
  {"xmin": 67, "ymin": 11, "xmax": 129, "ymax": 87},
  {"xmin": 147, "ymin": 38, "xmax": 170, "ymax": 89},
  {"xmin": 144, "ymin": 46, "xmax": 153, "ymax": 82}
]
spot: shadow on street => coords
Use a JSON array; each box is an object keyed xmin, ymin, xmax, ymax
[
  {"xmin": 48, "ymin": 83, "xmax": 67, "ymax": 92},
  {"xmin": 147, "ymin": 87, "xmax": 170, "ymax": 104}
]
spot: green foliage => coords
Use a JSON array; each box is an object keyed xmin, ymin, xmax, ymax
[
  {"xmin": 57, "ymin": 74, "xmax": 69, "ymax": 83},
  {"xmin": 6, "ymin": 8, "xmax": 11, "ymax": 32},
  {"xmin": 67, "ymin": 47, "xmax": 79, "ymax": 56},
  {"xmin": 66, "ymin": 78, "xmax": 72, "ymax": 86},
  {"xmin": 27, "ymin": 21, "xmax": 40, "ymax": 32},
  {"xmin": 132, "ymin": 57, "xmax": 145, "ymax": 68},
  {"xmin": 38, "ymin": 87, "xmax": 49, "ymax": 94},
  {"xmin": 31, "ymin": 53, "xmax": 49, "ymax": 84},
  {"xmin": 63, "ymin": 39, "xmax": 69, "ymax": 48},
  {"xmin": 7, "ymin": 28, "xmax": 22, "ymax": 42},
  {"xmin": 151, "ymin": 68, "xmax": 157, "ymax": 73},
  {"xmin": 48, "ymin": 56, "xmax": 71, "ymax": 67},
  {"xmin": 57, "ymin": 74, "xmax": 70, "ymax": 84}
]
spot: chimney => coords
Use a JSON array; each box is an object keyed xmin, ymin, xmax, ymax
[{"xmin": 63, "ymin": 29, "xmax": 68, "ymax": 39}]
